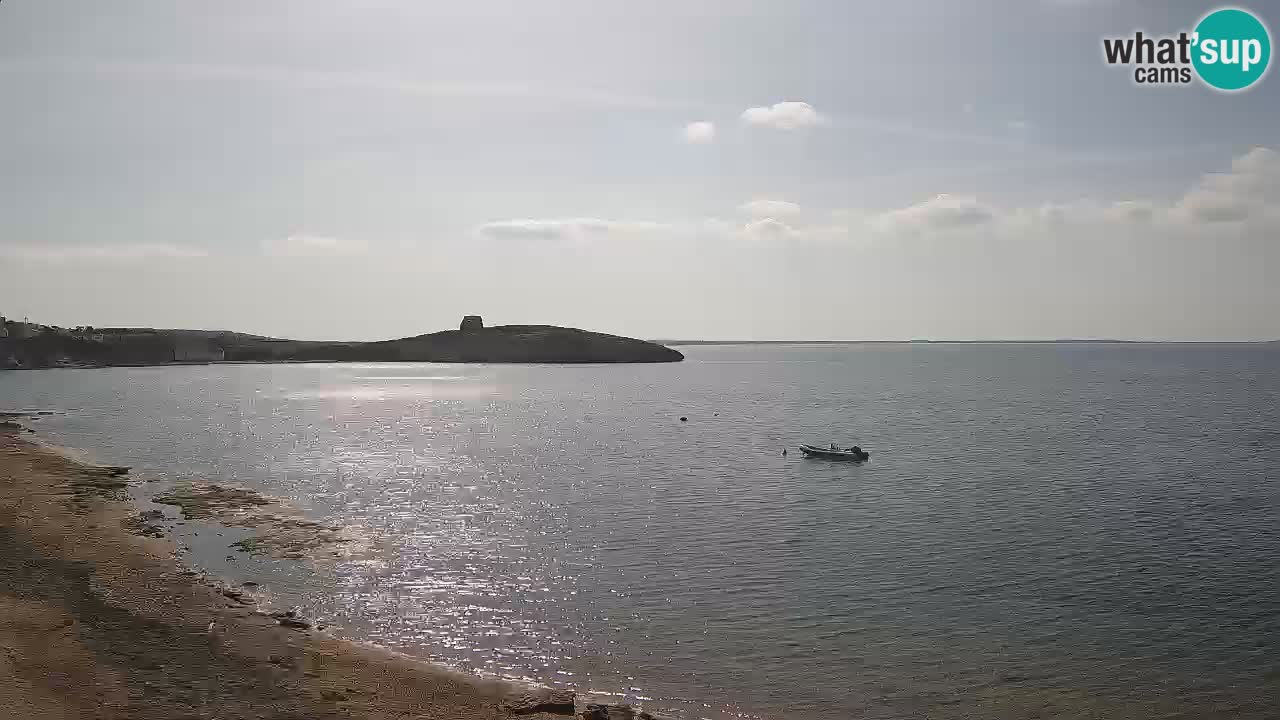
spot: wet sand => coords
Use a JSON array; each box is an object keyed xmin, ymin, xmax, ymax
[{"xmin": 0, "ymin": 423, "xmax": 574, "ymax": 720}]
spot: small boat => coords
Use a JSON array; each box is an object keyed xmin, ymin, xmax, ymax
[{"xmin": 799, "ymin": 444, "xmax": 870, "ymax": 461}]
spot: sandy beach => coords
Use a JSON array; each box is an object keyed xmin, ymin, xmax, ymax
[{"xmin": 0, "ymin": 420, "xmax": 587, "ymax": 720}]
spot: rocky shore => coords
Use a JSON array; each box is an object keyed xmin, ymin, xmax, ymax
[{"xmin": 0, "ymin": 415, "xmax": 666, "ymax": 720}]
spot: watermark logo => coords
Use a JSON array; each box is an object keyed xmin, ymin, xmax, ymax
[{"xmin": 1102, "ymin": 7, "xmax": 1271, "ymax": 91}]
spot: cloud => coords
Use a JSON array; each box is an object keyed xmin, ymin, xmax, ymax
[
  {"xmin": 740, "ymin": 218, "xmax": 798, "ymax": 240},
  {"xmin": 1104, "ymin": 200, "xmax": 1155, "ymax": 223},
  {"xmin": 262, "ymin": 234, "xmax": 367, "ymax": 256},
  {"xmin": 1, "ymin": 58, "xmax": 688, "ymax": 112},
  {"xmin": 0, "ymin": 243, "xmax": 209, "ymax": 262},
  {"xmin": 865, "ymin": 147, "xmax": 1279, "ymax": 236},
  {"xmin": 739, "ymin": 199, "xmax": 802, "ymax": 219},
  {"xmin": 682, "ymin": 121, "xmax": 716, "ymax": 144},
  {"xmin": 874, "ymin": 194, "xmax": 995, "ymax": 235},
  {"xmin": 1172, "ymin": 146, "xmax": 1279, "ymax": 224},
  {"xmin": 476, "ymin": 218, "xmax": 671, "ymax": 241},
  {"xmin": 741, "ymin": 101, "xmax": 825, "ymax": 130},
  {"xmin": 477, "ymin": 214, "xmax": 811, "ymax": 244},
  {"xmin": 473, "ymin": 147, "xmax": 1280, "ymax": 248}
]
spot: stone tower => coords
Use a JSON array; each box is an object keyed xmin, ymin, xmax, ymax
[{"xmin": 460, "ymin": 315, "xmax": 484, "ymax": 332}]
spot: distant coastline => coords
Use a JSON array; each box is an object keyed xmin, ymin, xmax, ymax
[
  {"xmin": 659, "ymin": 339, "xmax": 1280, "ymax": 346},
  {"xmin": 1, "ymin": 315, "xmax": 684, "ymax": 370}
]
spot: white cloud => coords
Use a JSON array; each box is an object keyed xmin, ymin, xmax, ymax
[
  {"xmin": 739, "ymin": 199, "xmax": 802, "ymax": 219},
  {"xmin": 1007, "ymin": 201, "xmax": 1101, "ymax": 229},
  {"xmin": 682, "ymin": 121, "xmax": 716, "ymax": 144},
  {"xmin": 866, "ymin": 147, "xmax": 1279, "ymax": 236},
  {"xmin": 698, "ymin": 218, "xmax": 735, "ymax": 236},
  {"xmin": 741, "ymin": 101, "xmax": 825, "ymax": 130},
  {"xmin": 473, "ymin": 147, "xmax": 1280, "ymax": 248},
  {"xmin": 477, "ymin": 218, "xmax": 671, "ymax": 241},
  {"xmin": 874, "ymin": 194, "xmax": 995, "ymax": 235},
  {"xmin": 7, "ymin": 59, "xmax": 684, "ymax": 112},
  {"xmin": 1172, "ymin": 146, "xmax": 1280, "ymax": 224},
  {"xmin": 740, "ymin": 217, "xmax": 798, "ymax": 240},
  {"xmin": 1104, "ymin": 200, "xmax": 1155, "ymax": 224},
  {"xmin": 0, "ymin": 243, "xmax": 209, "ymax": 262},
  {"xmin": 262, "ymin": 234, "xmax": 368, "ymax": 256}
]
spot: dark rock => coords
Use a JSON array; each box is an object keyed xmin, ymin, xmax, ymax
[
  {"xmin": 679, "ymin": 417, "xmax": 688, "ymax": 422},
  {"xmin": 582, "ymin": 704, "xmax": 635, "ymax": 720},
  {"xmin": 122, "ymin": 512, "xmax": 166, "ymax": 538},
  {"xmin": 229, "ymin": 538, "xmax": 261, "ymax": 554},
  {"xmin": 502, "ymin": 686, "xmax": 577, "ymax": 715},
  {"xmin": 153, "ymin": 484, "xmax": 271, "ymax": 519},
  {"xmin": 74, "ymin": 465, "xmax": 131, "ymax": 489},
  {"xmin": 277, "ymin": 616, "xmax": 310, "ymax": 630}
]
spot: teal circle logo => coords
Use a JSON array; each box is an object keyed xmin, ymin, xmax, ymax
[{"xmin": 1192, "ymin": 8, "xmax": 1271, "ymax": 91}]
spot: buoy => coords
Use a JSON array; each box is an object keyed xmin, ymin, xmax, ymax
[
  {"xmin": 782, "ymin": 448, "xmax": 787, "ymax": 456},
  {"xmin": 679, "ymin": 417, "xmax": 688, "ymax": 422}
]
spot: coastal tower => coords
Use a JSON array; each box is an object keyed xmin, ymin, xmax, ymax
[{"xmin": 460, "ymin": 315, "xmax": 484, "ymax": 332}]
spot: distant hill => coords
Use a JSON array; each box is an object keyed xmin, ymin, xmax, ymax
[
  {"xmin": 0, "ymin": 318, "xmax": 683, "ymax": 369},
  {"xmin": 221, "ymin": 325, "xmax": 684, "ymax": 364}
]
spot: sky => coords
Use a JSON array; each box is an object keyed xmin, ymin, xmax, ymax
[{"xmin": 1, "ymin": 0, "xmax": 1278, "ymax": 341}]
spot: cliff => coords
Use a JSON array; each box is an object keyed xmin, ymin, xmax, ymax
[{"xmin": 0, "ymin": 321, "xmax": 683, "ymax": 369}]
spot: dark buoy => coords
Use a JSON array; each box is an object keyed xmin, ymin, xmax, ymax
[
  {"xmin": 679, "ymin": 416, "xmax": 688, "ymax": 422},
  {"xmin": 782, "ymin": 448, "xmax": 788, "ymax": 456}
]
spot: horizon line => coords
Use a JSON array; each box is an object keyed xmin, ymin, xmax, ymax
[{"xmin": 655, "ymin": 339, "xmax": 1280, "ymax": 345}]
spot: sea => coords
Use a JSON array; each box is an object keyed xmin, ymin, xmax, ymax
[{"xmin": 3, "ymin": 343, "xmax": 1279, "ymax": 719}]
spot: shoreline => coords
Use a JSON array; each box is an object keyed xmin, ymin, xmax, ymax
[{"xmin": 0, "ymin": 419, "xmax": 633, "ymax": 720}]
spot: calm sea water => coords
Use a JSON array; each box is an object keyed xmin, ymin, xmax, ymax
[{"xmin": 3, "ymin": 344, "xmax": 1279, "ymax": 719}]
